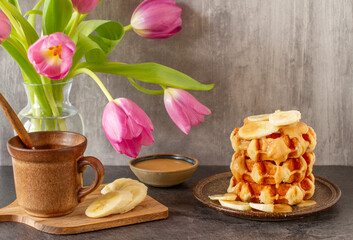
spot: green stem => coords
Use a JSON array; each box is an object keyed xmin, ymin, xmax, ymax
[
  {"xmin": 71, "ymin": 68, "xmax": 114, "ymax": 101},
  {"xmin": 68, "ymin": 12, "xmax": 82, "ymax": 38},
  {"xmin": 22, "ymin": 74, "xmax": 42, "ymax": 132},
  {"xmin": 0, "ymin": 1, "xmax": 27, "ymax": 48},
  {"xmin": 65, "ymin": 12, "xmax": 87, "ymax": 35},
  {"xmin": 128, "ymin": 77, "xmax": 164, "ymax": 95},
  {"xmin": 40, "ymin": 77, "xmax": 60, "ymax": 116},
  {"xmin": 40, "ymin": 77, "xmax": 67, "ymax": 131},
  {"xmin": 124, "ymin": 24, "xmax": 133, "ymax": 32},
  {"xmin": 32, "ymin": 95, "xmax": 43, "ymax": 131},
  {"xmin": 52, "ymin": 82, "xmax": 66, "ymax": 131}
]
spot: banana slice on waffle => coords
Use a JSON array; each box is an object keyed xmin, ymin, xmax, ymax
[
  {"xmin": 269, "ymin": 110, "xmax": 301, "ymax": 126},
  {"xmin": 238, "ymin": 121, "xmax": 279, "ymax": 139},
  {"xmin": 247, "ymin": 113, "xmax": 271, "ymax": 122}
]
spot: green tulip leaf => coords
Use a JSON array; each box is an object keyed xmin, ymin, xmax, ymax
[
  {"xmin": 72, "ymin": 20, "xmax": 124, "ymax": 46},
  {"xmin": 78, "ymin": 62, "xmax": 214, "ymax": 91},
  {"xmin": 72, "ymin": 20, "xmax": 106, "ymax": 41},
  {"xmin": 1, "ymin": 1, "xmax": 38, "ymax": 44},
  {"xmin": 71, "ymin": 21, "xmax": 124, "ymax": 64},
  {"xmin": 42, "ymin": 0, "xmax": 73, "ymax": 35},
  {"xmin": 127, "ymin": 78, "xmax": 164, "ymax": 95},
  {"xmin": 24, "ymin": 10, "xmax": 42, "ymax": 17},
  {"xmin": 72, "ymin": 34, "xmax": 108, "ymax": 67},
  {"xmin": 7, "ymin": 0, "xmax": 21, "ymax": 13},
  {"xmin": 88, "ymin": 21, "xmax": 125, "ymax": 56}
]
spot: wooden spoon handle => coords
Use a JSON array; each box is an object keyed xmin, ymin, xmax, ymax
[{"xmin": 0, "ymin": 93, "xmax": 34, "ymax": 149}]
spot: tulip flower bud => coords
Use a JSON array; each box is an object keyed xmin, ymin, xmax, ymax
[
  {"xmin": 71, "ymin": 0, "xmax": 100, "ymax": 14},
  {"xmin": 27, "ymin": 32, "xmax": 76, "ymax": 80},
  {"xmin": 102, "ymin": 98, "xmax": 154, "ymax": 158},
  {"xmin": 0, "ymin": 10, "xmax": 11, "ymax": 44},
  {"xmin": 131, "ymin": 0, "xmax": 182, "ymax": 39},
  {"xmin": 164, "ymin": 88, "xmax": 211, "ymax": 135}
]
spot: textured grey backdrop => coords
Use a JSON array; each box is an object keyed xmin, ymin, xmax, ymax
[{"xmin": 0, "ymin": 0, "xmax": 352, "ymax": 166}]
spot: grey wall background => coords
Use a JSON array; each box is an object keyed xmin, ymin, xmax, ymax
[{"xmin": 0, "ymin": 0, "xmax": 352, "ymax": 166}]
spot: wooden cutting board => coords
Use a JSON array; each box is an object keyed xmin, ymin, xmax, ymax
[{"xmin": 0, "ymin": 185, "xmax": 168, "ymax": 235}]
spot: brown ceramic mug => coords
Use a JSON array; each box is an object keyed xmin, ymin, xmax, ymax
[{"xmin": 7, "ymin": 131, "xmax": 104, "ymax": 218}]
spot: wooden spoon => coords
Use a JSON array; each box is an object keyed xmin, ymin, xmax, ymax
[{"xmin": 0, "ymin": 93, "xmax": 34, "ymax": 149}]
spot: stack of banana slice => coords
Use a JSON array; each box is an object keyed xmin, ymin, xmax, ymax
[
  {"xmin": 86, "ymin": 178, "xmax": 147, "ymax": 218},
  {"xmin": 210, "ymin": 110, "xmax": 317, "ymax": 213}
]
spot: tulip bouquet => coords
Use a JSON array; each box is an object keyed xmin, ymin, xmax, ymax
[{"xmin": 0, "ymin": 0, "xmax": 213, "ymax": 158}]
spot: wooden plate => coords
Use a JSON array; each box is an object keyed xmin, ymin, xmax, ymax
[
  {"xmin": 0, "ymin": 184, "xmax": 168, "ymax": 234},
  {"xmin": 193, "ymin": 172, "xmax": 341, "ymax": 221}
]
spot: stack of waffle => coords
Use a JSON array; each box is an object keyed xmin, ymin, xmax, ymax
[{"xmin": 227, "ymin": 110, "xmax": 317, "ymax": 205}]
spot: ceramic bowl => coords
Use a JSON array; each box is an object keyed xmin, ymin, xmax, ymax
[{"xmin": 129, "ymin": 154, "xmax": 198, "ymax": 187}]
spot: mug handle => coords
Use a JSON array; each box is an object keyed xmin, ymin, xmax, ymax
[{"xmin": 77, "ymin": 156, "xmax": 105, "ymax": 203}]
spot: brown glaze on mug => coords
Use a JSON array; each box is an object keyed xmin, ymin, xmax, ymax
[{"xmin": 7, "ymin": 131, "xmax": 104, "ymax": 218}]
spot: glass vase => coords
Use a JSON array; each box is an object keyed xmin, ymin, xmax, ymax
[{"xmin": 18, "ymin": 79, "xmax": 84, "ymax": 134}]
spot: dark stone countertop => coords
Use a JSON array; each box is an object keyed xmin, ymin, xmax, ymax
[{"xmin": 0, "ymin": 165, "xmax": 351, "ymax": 240}]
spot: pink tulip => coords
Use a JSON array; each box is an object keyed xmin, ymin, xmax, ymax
[
  {"xmin": 71, "ymin": 0, "xmax": 100, "ymax": 14},
  {"xmin": 164, "ymin": 88, "xmax": 212, "ymax": 135},
  {"xmin": 0, "ymin": 10, "xmax": 11, "ymax": 44},
  {"xmin": 27, "ymin": 32, "xmax": 76, "ymax": 80},
  {"xmin": 131, "ymin": 0, "xmax": 182, "ymax": 39},
  {"xmin": 102, "ymin": 98, "xmax": 154, "ymax": 158}
]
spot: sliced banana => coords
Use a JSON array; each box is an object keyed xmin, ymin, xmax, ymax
[
  {"xmin": 249, "ymin": 203, "xmax": 274, "ymax": 213},
  {"xmin": 209, "ymin": 193, "xmax": 237, "ymax": 201},
  {"xmin": 269, "ymin": 110, "xmax": 301, "ymax": 126},
  {"xmin": 85, "ymin": 190, "xmax": 133, "ymax": 218},
  {"xmin": 238, "ymin": 121, "xmax": 279, "ymax": 140},
  {"xmin": 219, "ymin": 200, "xmax": 251, "ymax": 211},
  {"xmin": 119, "ymin": 185, "xmax": 148, "ymax": 214},
  {"xmin": 99, "ymin": 178, "xmax": 148, "ymax": 215},
  {"xmin": 101, "ymin": 178, "xmax": 141, "ymax": 195},
  {"xmin": 247, "ymin": 114, "xmax": 271, "ymax": 122},
  {"xmin": 274, "ymin": 204, "xmax": 292, "ymax": 213}
]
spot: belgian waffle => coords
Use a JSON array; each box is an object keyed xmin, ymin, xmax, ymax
[
  {"xmin": 230, "ymin": 152, "xmax": 315, "ymax": 185},
  {"xmin": 230, "ymin": 122, "xmax": 317, "ymax": 164},
  {"xmin": 227, "ymin": 174, "xmax": 315, "ymax": 205}
]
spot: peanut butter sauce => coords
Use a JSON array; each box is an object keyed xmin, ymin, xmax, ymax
[{"xmin": 134, "ymin": 159, "xmax": 193, "ymax": 171}]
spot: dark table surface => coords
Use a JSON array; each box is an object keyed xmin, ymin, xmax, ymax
[{"xmin": 0, "ymin": 165, "xmax": 351, "ymax": 240}]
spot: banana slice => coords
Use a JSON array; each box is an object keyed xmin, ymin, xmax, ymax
[
  {"xmin": 209, "ymin": 193, "xmax": 237, "ymax": 201},
  {"xmin": 238, "ymin": 121, "xmax": 279, "ymax": 139},
  {"xmin": 247, "ymin": 114, "xmax": 271, "ymax": 122},
  {"xmin": 219, "ymin": 200, "xmax": 251, "ymax": 211},
  {"xmin": 85, "ymin": 190, "xmax": 133, "ymax": 218},
  {"xmin": 119, "ymin": 185, "xmax": 148, "ymax": 214},
  {"xmin": 249, "ymin": 203, "xmax": 274, "ymax": 213},
  {"xmin": 269, "ymin": 110, "xmax": 301, "ymax": 126},
  {"xmin": 274, "ymin": 204, "xmax": 292, "ymax": 213},
  {"xmin": 100, "ymin": 178, "xmax": 148, "ymax": 215},
  {"xmin": 101, "ymin": 178, "xmax": 141, "ymax": 195}
]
